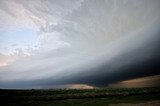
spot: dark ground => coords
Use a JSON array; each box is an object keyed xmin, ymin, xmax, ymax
[{"xmin": 0, "ymin": 87, "xmax": 160, "ymax": 106}]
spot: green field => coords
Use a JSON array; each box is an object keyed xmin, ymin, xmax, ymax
[{"xmin": 0, "ymin": 87, "xmax": 160, "ymax": 106}]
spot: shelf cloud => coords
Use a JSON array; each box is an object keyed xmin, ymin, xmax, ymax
[{"xmin": 0, "ymin": 0, "xmax": 160, "ymax": 88}]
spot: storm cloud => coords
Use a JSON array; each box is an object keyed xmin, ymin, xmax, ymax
[{"xmin": 0, "ymin": 0, "xmax": 160, "ymax": 88}]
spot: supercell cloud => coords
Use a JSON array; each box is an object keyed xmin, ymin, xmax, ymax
[{"xmin": 0, "ymin": 0, "xmax": 160, "ymax": 88}]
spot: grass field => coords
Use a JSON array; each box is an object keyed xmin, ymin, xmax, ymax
[{"xmin": 0, "ymin": 87, "xmax": 160, "ymax": 106}]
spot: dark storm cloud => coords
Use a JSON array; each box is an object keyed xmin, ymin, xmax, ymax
[{"xmin": 45, "ymin": 21, "xmax": 160, "ymax": 87}]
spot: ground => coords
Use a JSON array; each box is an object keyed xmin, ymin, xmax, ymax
[{"xmin": 0, "ymin": 87, "xmax": 160, "ymax": 106}]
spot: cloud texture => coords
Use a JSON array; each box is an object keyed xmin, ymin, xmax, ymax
[{"xmin": 0, "ymin": 0, "xmax": 160, "ymax": 88}]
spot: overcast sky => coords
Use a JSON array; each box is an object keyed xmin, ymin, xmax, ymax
[{"xmin": 0, "ymin": 0, "xmax": 160, "ymax": 89}]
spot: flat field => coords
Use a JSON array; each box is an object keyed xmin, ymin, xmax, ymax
[{"xmin": 0, "ymin": 87, "xmax": 160, "ymax": 106}]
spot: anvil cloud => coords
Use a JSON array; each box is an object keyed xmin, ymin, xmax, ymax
[{"xmin": 0, "ymin": 0, "xmax": 160, "ymax": 88}]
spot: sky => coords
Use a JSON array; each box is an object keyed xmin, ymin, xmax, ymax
[
  {"xmin": 108, "ymin": 75, "xmax": 160, "ymax": 88},
  {"xmin": 0, "ymin": 0, "xmax": 160, "ymax": 89}
]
